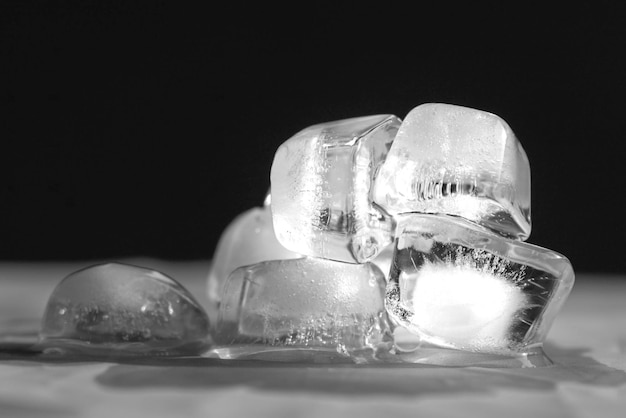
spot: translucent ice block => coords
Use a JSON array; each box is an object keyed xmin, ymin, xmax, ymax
[
  {"xmin": 213, "ymin": 257, "xmax": 393, "ymax": 362},
  {"xmin": 373, "ymin": 103, "xmax": 531, "ymax": 240},
  {"xmin": 270, "ymin": 115, "xmax": 401, "ymax": 263},
  {"xmin": 385, "ymin": 214, "xmax": 574, "ymax": 355},
  {"xmin": 39, "ymin": 263, "xmax": 211, "ymax": 356},
  {"xmin": 207, "ymin": 200, "xmax": 299, "ymax": 323}
]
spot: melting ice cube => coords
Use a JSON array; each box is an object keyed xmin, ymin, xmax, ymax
[
  {"xmin": 213, "ymin": 257, "xmax": 393, "ymax": 361},
  {"xmin": 386, "ymin": 214, "xmax": 574, "ymax": 354},
  {"xmin": 39, "ymin": 263, "xmax": 211, "ymax": 356},
  {"xmin": 207, "ymin": 199, "xmax": 299, "ymax": 323},
  {"xmin": 373, "ymin": 103, "xmax": 531, "ymax": 240},
  {"xmin": 270, "ymin": 115, "xmax": 400, "ymax": 263}
]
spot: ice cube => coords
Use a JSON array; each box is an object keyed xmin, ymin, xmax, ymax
[
  {"xmin": 207, "ymin": 200, "xmax": 299, "ymax": 323},
  {"xmin": 373, "ymin": 103, "xmax": 531, "ymax": 240},
  {"xmin": 39, "ymin": 263, "xmax": 211, "ymax": 356},
  {"xmin": 213, "ymin": 257, "xmax": 393, "ymax": 362},
  {"xmin": 386, "ymin": 214, "xmax": 574, "ymax": 354},
  {"xmin": 270, "ymin": 115, "xmax": 400, "ymax": 263}
]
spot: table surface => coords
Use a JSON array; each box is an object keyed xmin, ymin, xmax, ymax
[{"xmin": 1, "ymin": 259, "xmax": 625, "ymax": 418}]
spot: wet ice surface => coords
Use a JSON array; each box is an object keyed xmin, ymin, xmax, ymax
[
  {"xmin": 211, "ymin": 257, "xmax": 393, "ymax": 363},
  {"xmin": 38, "ymin": 263, "xmax": 211, "ymax": 356},
  {"xmin": 373, "ymin": 103, "xmax": 531, "ymax": 240},
  {"xmin": 270, "ymin": 115, "xmax": 400, "ymax": 263},
  {"xmin": 91, "ymin": 344, "xmax": 626, "ymax": 396},
  {"xmin": 386, "ymin": 214, "xmax": 574, "ymax": 356},
  {"xmin": 207, "ymin": 204, "xmax": 299, "ymax": 323}
]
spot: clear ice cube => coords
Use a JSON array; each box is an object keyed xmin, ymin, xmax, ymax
[
  {"xmin": 386, "ymin": 214, "xmax": 574, "ymax": 355},
  {"xmin": 39, "ymin": 263, "xmax": 211, "ymax": 356},
  {"xmin": 270, "ymin": 115, "xmax": 401, "ymax": 263},
  {"xmin": 373, "ymin": 103, "xmax": 531, "ymax": 240},
  {"xmin": 207, "ymin": 200, "xmax": 299, "ymax": 323},
  {"xmin": 213, "ymin": 257, "xmax": 393, "ymax": 361}
]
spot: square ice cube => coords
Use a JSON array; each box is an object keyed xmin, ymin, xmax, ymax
[
  {"xmin": 270, "ymin": 115, "xmax": 400, "ymax": 263},
  {"xmin": 373, "ymin": 103, "xmax": 531, "ymax": 240},
  {"xmin": 386, "ymin": 214, "xmax": 574, "ymax": 354}
]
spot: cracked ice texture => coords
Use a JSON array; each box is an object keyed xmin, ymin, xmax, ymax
[
  {"xmin": 215, "ymin": 257, "xmax": 392, "ymax": 358},
  {"xmin": 40, "ymin": 263, "xmax": 211, "ymax": 356},
  {"xmin": 373, "ymin": 103, "xmax": 531, "ymax": 240},
  {"xmin": 385, "ymin": 214, "xmax": 574, "ymax": 354},
  {"xmin": 207, "ymin": 201, "xmax": 299, "ymax": 323},
  {"xmin": 270, "ymin": 115, "xmax": 400, "ymax": 263}
]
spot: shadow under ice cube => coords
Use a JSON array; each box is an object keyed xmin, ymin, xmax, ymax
[
  {"xmin": 270, "ymin": 115, "xmax": 400, "ymax": 263},
  {"xmin": 374, "ymin": 103, "xmax": 531, "ymax": 240},
  {"xmin": 386, "ymin": 214, "xmax": 574, "ymax": 355}
]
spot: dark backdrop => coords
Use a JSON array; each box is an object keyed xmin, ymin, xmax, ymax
[{"xmin": 1, "ymin": 3, "xmax": 624, "ymax": 273}]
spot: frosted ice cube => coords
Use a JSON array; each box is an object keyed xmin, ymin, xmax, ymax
[
  {"xmin": 213, "ymin": 257, "xmax": 392, "ymax": 361},
  {"xmin": 39, "ymin": 263, "xmax": 211, "ymax": 356},
  {"xmin": 270, "ymin": 115, "xmax": 401, "ymax": 263},
  {"xmin": 386, "ymin": 214, "xmax": 574, "ymax": 355},
  {"xmin": 207, "ymin": 201, "xmax": 299, "ymax": 323},
  {"xmin": 373, "ymin": 103, "xmax": 531, "ymax": 240}
]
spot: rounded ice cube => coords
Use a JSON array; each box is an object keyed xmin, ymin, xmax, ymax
[
  {"xmin": 213, "ymin": 257, "xmax": 393, "ymax": 362},
  {"xmin": 39, "ymin": 262, "xmax": 211, "ymax": 356},
  {"xmin": 207, "ymin": 203, "xmax": 300, "ymax": 323}
]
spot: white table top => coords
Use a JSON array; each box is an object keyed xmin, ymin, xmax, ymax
[{"xmin": 1, "ymin": 260, "xmax": 625, "ymax": 418}]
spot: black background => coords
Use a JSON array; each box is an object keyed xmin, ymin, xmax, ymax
[{"xmin": 1, "ymin": 3, "xmax": 624, "ymax": 273}]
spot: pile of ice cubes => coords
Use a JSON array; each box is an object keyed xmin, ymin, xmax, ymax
[
  {"xmin": 206, "ymin": 103, "xmax": 575, "ymax": 365},
  {"xmin": 34, "ymin": 103, "xmax": 574, "ymax": 366}
]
